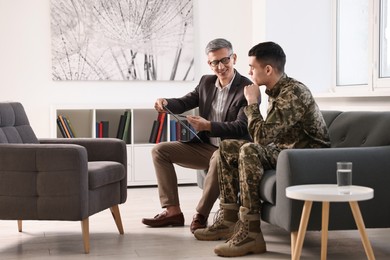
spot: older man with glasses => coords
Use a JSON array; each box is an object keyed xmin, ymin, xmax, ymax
[{"xmin": 142, "ymin": 38, "xmax": 253, "ymax": 233}]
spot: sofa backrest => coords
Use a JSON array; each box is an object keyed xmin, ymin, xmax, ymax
[
  {"xmin": 322, "ymin": 110, "xmax": 390, "ymax": 148},
  {"xmin": 0, "ymin": 102, "xmax": 39, "ymax": 144}
]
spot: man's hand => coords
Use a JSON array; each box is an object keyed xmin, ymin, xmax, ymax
[
  {"xmin": 244, "ymin": 84, "xmax": 261, "ymax": 105},
  {"xmin": 186, "ymin": 115, "xmax": 211, "ymax": 132},
  {"xmin": 154, "ymin": 98, "xmax": 168, "ymax": 112}
]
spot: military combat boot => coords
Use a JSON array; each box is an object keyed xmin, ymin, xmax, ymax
[
  {"xmin": 193, "ymin": 203, "xmax": 239, "ymax": 241},
  {"xmin": 214, "ymin": 206, "xmax": 266, "ymax": 257}
]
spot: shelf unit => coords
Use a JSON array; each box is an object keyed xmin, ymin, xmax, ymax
[{"xmin": 52, "ymin": 105, "xmax": 197, "ymax": 186}]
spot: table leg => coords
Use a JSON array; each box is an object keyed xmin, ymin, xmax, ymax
[
  {"xmin": 321, "ymin": 202, "xmax": 330, "ymax": 260},
  {"xmin": 291, "ymin": 231, "xmax": 297, "ymax": 258},
  {"xmin": 293, "ymin": 200, "xmax": 313, "ymax": 260},
  {"xmin": 349, "ymin": 201, "xmax": 375, "ymax": 260}
]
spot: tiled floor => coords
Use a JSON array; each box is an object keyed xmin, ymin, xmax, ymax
[{"xmin": 0, "ymin": 185, "xmax": 389, "ymax": 259}]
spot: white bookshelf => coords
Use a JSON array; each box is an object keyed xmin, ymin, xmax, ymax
[{"xmin": 52, "ymin": 105, "xmax": 197, "ymax": 186}]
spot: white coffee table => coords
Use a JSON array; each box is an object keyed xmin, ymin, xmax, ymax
[{"xmin": 286, "ymin": 184, "xmax": 375, "ymax": 260}]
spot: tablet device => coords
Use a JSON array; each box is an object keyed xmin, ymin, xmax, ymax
[{"xmin": 163, "ymin": 106, "xmax": 203, "ymax": 143}]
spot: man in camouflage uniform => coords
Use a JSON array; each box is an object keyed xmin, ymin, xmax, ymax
[{"xmin": 194, "ymin": 41, "xmax": 330, "ymax": 257}]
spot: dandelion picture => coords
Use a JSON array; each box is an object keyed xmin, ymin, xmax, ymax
[{"xmin": 51, "ymin": 0, "xmax": 194, "ymax": 81}]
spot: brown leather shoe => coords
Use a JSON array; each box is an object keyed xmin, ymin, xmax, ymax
[
  {"xmin": 142, "ymin": 211, "xmax": 184, "ymax": 227},
  {"xmin": 190, "ymin": 213, "xmax": 208, "ymax": 233}
]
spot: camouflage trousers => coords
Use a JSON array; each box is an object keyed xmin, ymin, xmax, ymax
[{"xmin": 218, "ymin": 139, "xmax": 281, "ymax": 214}]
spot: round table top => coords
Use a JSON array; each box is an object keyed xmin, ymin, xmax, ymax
[{"xmin": 286, "ymin": 184, "xmax": 374, "ymax": 202}]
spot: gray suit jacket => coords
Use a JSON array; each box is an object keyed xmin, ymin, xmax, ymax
[{"xmin": 165, "ymin": 70, "xmax": 252, "ymax": 144}]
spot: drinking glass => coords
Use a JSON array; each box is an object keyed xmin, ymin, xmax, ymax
[{"xmin": 337, "ymin": 162, "xmax": 352, "ymax": 194}]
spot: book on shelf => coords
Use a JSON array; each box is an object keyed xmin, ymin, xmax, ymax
[
  {"xmin": 149, "ymin": 120, "xmax": 160, "ymax": 143},
  {"xmin": 64, "ymin": 116, "xmax": 76, "ymax": 137},
  {"xmin": 155, "ymin": 112, "xmax": 167, "ymax": 143},
  {"xmin": 58, "ymin": 115, "xmax": 71, "ymax": 138},
  {"xmin": 169, "ymin": 119, "xmax": 176, "ymax": 141},
  {"xmin": 96, "ymin": 122, "xmax": 102, "ymax": 138},
  {"xmin": 56, "ymin": 118, "xmax": 67, "ymax": 138},
  {"xmin": 169, "ymin": 119, "xmax": 194, "ymax": 141},
  {"xmin": 95, "ymin": 122, "xmax": 99, "ymax": 138},
  {"xmin": 161, "ymin": 122, "xmax": 167, "ymax": 142},
  {"xmin": 148, "ymin": 112, "xmax": 168, "ymax": 144},
  {"xmin": 116, "ymin": 113, "xmax": 126, "ymax": 139},
  {"xmin": 121, "ymin": 110, "xmax": 131, "ymax": 144},
  {"xmin": 102, "ymin": 121, "xmax": 109, "ymax": 137},
  {"xmin": 57, "ymin": 115, "xmax": 75, "ymax": 138},
  {"xmin": 96, "ymin": 121, "xmax": 109, "ymax": 138}
]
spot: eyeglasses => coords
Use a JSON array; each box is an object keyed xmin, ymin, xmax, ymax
[{"xmin": 208, "ymin": 54, "xmax": 233, "ymax": 67}]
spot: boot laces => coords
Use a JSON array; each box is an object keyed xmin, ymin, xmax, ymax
[
  {"xmin": 208, "ymin": 208, "xmax": 224, "ymax": 231},
  {"xmin": 227, "ymin": 219, "xmax": 248, "ymax": 245}
]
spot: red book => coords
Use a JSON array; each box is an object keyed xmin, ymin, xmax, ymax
[
  {"xmin": 155, "ymin": 112, "xmax": 166, "ymax": 143},
  {"xmin": 99, "ymin": 122, "xmax": 103, "ymax": 138}
]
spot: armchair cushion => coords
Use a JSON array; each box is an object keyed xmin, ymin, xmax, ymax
[
  {"xmin": 39, "ymin": 138, "xmax": 127, "ymax": 203},
  {"xmin": 0, "ymin": 103, "xmax": 38, "ymax": 144},
  {"xmin": 88, "ymin": 161, "xmax": 125, "ymax": 189}
]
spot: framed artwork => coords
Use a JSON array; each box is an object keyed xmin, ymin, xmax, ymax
[{"xmin": 50, "ymin": 0, "xmax": 194, "ymax": 81}]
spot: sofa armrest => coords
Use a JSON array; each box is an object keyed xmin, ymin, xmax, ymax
[
  {"xmin": 0, "ymin": 143, "xmax": 89, "ymax": 220},
  {"xmin": 273, "ymin": 146, "xmax": 390, "ymax": 231},
  {"xmin": 39, "ymin": 138, "xmax": 127, "ymax": 166}
]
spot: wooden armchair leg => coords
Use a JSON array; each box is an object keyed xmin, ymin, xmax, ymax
[
  {"xmin": 81, "ymin": 218, "xmax": 90, "ymax": 254},
  {"xmin": 17, "ymin": 220, "xmax": 22, "ymax": 232},
  {"xmin": 110, "ymin": 205, "xmax": 124, "ymax": 234}
]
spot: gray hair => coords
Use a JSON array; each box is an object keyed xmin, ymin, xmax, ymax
[{"xmin": 205, "ymin": 38, "xmax": 233, "ymax": 55}]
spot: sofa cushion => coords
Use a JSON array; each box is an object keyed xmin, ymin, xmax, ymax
[
  {"xmin": 328, "ymin": 111, "xmax": 390, "ymax": 147},
  {"xmin": 259, "ymin": 169, "xmax": 276, "ymax": 205},
  {"xmin": 321, "ymin": 110, "xmax": 342, "ymax": 127},
  {"xmin": 88, "ymin": 161, "xmax": 125, "ymax": 189}
]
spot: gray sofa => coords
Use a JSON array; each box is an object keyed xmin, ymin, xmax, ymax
[
  {"xmin": 198, "ymin": 110, "xmax": 390, "ymax": 233},
  {"xmin": 261, "ymin": 110, "xmax": 390, "ymax": 234}
]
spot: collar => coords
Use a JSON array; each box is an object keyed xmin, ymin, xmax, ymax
[
  {"xmin": 215, "ymin": 71, "xmax": 236, "ymax": 91},
  {"xmin": 265, "ymin": 73, "xmax": 289, "ymax": 98}
]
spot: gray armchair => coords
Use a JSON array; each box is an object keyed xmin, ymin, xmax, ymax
[{"xmin": 0, "ymin": 102, "xmax": 127, "ymax": 253}]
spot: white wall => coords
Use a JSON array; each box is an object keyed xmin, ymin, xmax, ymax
[
  {"xmin": 265, "ymin": 0, "xmax": 333, "ymax": 94},
  {"xmin": 1, "ymin": 0, "xmax": 389, "ymax": 139},
  {"xmin": 0, "ymin": 0, "xmax": 255, "ymax": 138}
]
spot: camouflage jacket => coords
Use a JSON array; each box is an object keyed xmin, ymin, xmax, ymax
[{"xmin": 244, "ymin": 74, "xmax": 330, "ymax": 149}]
